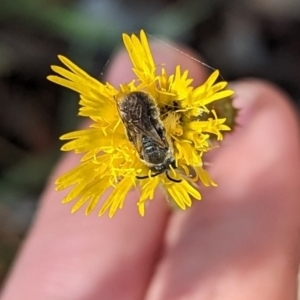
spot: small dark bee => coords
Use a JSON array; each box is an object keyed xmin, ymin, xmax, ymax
[{"xmin": 115, "ymin": 91, "xmax": 181, "ymax": 182}]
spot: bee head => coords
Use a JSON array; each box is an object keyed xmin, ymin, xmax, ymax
[
  {"xmin": 137, "ymin": 158, "xmax": 181, "ymax": 183},
  {"xmin": 151, "ymin": 157, "xmax": 176, "ymax": 173}
]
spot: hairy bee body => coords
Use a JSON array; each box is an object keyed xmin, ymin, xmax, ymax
[
  {"xmin": 115, "ymin": 91, "xmax": 177, "ymax": 178},
  {"xmin": 140, "ymin": 135, "xmax": 173, "ymax": 172}
]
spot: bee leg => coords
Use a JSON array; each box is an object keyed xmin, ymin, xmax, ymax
[{"xmin": 166, "ymin": 171, "xmax": 182, "ymax": 183}]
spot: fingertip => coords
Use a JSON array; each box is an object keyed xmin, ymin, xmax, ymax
[
  {"xmin": 231, "ymin": 79, "xmax": 298, "ymax": 129},
  {"xmin": 210, "ymin": 79, "xmax": 300, "ymax": 195}
]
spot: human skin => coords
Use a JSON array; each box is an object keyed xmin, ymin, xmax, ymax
[{"xmin": 1, "ymin": 43, "xmax": 300, "ymax": 300}]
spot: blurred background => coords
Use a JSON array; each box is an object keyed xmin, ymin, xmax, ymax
[{"xmin": 0, "ymin": 0, "xmax": 300, "ymax": 288}]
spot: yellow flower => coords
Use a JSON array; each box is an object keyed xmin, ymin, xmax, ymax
[{"xmin": 47, "ymin": 30, "xmax": 234, "ymax": 218}]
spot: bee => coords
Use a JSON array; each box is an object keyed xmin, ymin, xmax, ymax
[{"xmin": 115, "ymin": 91, "xmax": 181, "ymax": 182}]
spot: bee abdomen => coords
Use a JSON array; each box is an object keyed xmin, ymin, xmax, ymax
[
  {"xmin": 142, "ymin": 136, "xmax": 166, "ymax": 164},
  {"xmin": 143, "ymin": 136, "xmax": 154, "ymax": 151}
]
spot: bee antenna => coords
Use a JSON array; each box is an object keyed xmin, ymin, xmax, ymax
[
  {"xmin": 151, "ymin": 172, "xmax": 162, "ymax": 178},
  {"xmin": 137, "ymin": 172, "xmax": 181, "ymax": 182},
  {"xmin": 166, "ymin": 171, "xmax": 182, "ymax": 183},
  {"xmin": 136, "ymin": 172, "xmax": 162, "ymax": 180},
  {"xmin": 136, "ymin": 175, "xmax": 149, "ymax": 180}
]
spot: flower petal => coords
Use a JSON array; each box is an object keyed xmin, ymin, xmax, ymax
[{"xmin": 99, "ymin": 177, "xmax": 134, "ymax": 218}]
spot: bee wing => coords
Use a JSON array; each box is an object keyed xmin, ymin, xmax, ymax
[
  {"xmin": 125, "ymin": 124, "xmax": 143, "ymax": 154},
  {"xmin": 132, "ymin": 122, "xmax": 168, "ymax": 149},
  {"xmin": 115, "ymin": 92, "xmax": 169, "ymax": 149}
]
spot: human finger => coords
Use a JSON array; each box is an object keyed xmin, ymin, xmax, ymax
[
  {"xmin": 145, "ymin": 80, "xmax": 300, "ymax": 300},
  {"xmin": 1, "ymin": 42, "xmax": 208, "ymax": 300}
]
